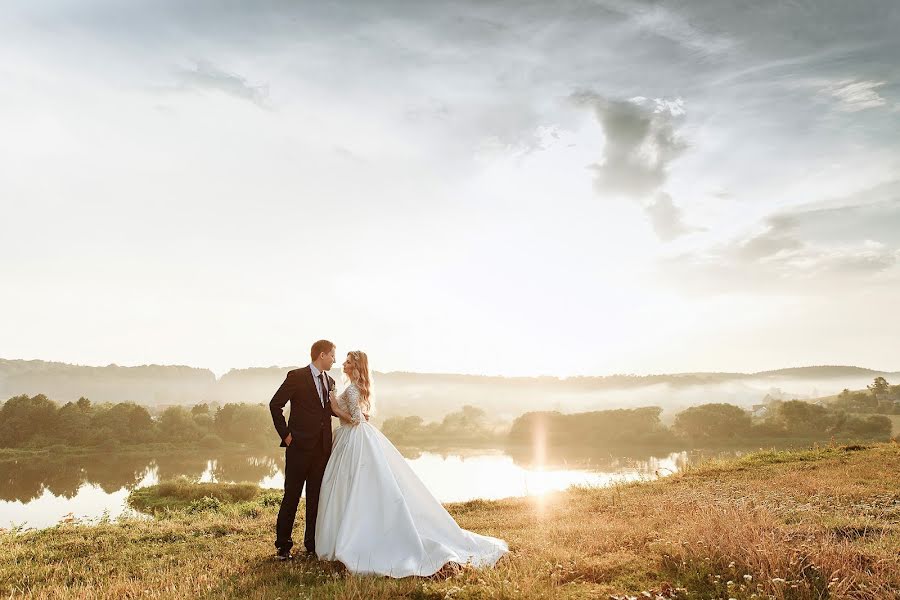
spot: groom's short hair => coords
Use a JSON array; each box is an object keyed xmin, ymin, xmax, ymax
[{"xmin": 311, "ymin": 339, "xmax": 335, "ymax": 361}]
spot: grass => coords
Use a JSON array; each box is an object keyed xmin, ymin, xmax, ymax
[
  {"xmin": 1, "ymin": 442, "xmax": 898, "ymax": 599},
  {"xmin": 127, "ymin": 479, "xmax": 264, "ymax": 514}
]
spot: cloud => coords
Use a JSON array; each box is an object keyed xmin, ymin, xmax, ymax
[
  {"xmin": 573, "ymin": 91, "xmax": 697, "ymax": 241},
  {"xmin": 664, "ymin": 207, "xmax": 900, "ymax": 295},
  {"xmin": 573, "ymin": 91, "xmax": 687, "ymax": 199},
  {"xmin": 811, "ymin": 242, "xmax": 899, "ymax": 274},
  {"xmin": 757, "ymin": 179, "xmax": 900, "ymax": 248},
  {"xmin": 645, "ymin": 192, "xmax": 697, "ymax": 241},
  {"xmin": 822, "ymin": 79, "xmax": 888, "ymax": 112},
  {"xmin": 592, "ymin": 0, "xmax": 734, "ymax": 58},
  {"xmin": 659, "ymin": 176, "xmax": 900, "ymax": 294},
  {"xmin": 174, "ymin": 61, "xmax": 269, "ymax": 108},
  {"xmin": 734, "ymin": 216, "xmax": 900, "ymax": 277},
  {"xmin": 733, "ymin": 215, "xmax": 804, "ymax": 261}
]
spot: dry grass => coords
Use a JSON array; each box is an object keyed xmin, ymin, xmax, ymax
[{"xmin": 1, "ymin": 443, "xmax": 898, "ymax": 599}]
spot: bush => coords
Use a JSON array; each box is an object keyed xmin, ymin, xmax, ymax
[
  {"xmin": 199, "ymin": 434, "xmax": 224, "ymax": 449},
  {"xmin": 101, "ymin": 437, "xmax": 122, "ymax": 451},
  {"xmin": 259, "ymin": 491, "xmax": 282, "ymax": 507},
  {"xmin": 187, "ymin": 496, "xmax": 223, "ymax": 513},
  {"xmin": 673, "ymin": 404, "xmax": 751, "ymax": 441},
  {"xmin": 238, "ymin": 502, "xmax": 261, "ymax": 518}
]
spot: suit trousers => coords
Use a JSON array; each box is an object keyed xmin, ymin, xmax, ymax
[{"xmin": 275, "ymin": 437, "xmax": 329, "ymax": 552}]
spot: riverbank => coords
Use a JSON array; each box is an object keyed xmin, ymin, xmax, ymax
[
  {"xmin": 1, "ymin": 431, "xmax": 890, "ymax": 462},
  {"xmin": 1, "ymin": 442, "xmax": 898, "ymax": 599},
  {"xmin": 0, "ymin": 442, "xmax": 279, "ymax": 459}
]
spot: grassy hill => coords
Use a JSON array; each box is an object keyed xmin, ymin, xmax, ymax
[{"xmin": 2, "ymin": 442, "xmax": 898, "ymax": 599}]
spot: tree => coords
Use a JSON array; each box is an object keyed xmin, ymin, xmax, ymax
[
  {"xmin": 868, "ymin": 377, "xmax": 891, "ymax": 399},
  {"xmin": 92, "ymin": 402, "xmax": 155, "ymax": 444},
  {"xmin": 213, "ymin": 403, "xmax": 271, "ymax": 445},
  {"xmin": 509, "ymin": 407, "xmax": 671, "ymax": 445},
  {"xmin": 768, "ymin": 400, "xmax": 834, "ymax": 435},
  {"xmin": 435, "ymin": 405, "xmax": 491, "ymax": 438},
  {"xmin": 672, "ymin": 403, "xmax": 751, "ymax": 441},
  {"xmin": 57, "ymin": 399, "xmax": 94, "ymax": 445},
  {"xmin": 842, "ymin": 415, "xmax": 892, "ymax": 437},
  {"xmin": 159, "ymin": 406, "xmax": 201, "ymax": 443},
  {"xmin": 0, "ymin": 394, "xmax": 59, "ymax": 447},
  {"xmin": 381, "ymin": 416, "xmax": 425, "ymax": 444}
]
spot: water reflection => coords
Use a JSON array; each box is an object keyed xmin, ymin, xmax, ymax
[{"xmin": 0, "ymin": 446, "xmax": 698, "ymax": 529}]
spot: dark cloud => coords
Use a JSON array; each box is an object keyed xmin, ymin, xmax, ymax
[
  {"xmin": 11, "ymin": 0, "xmax": 899, "ymax": 156},
  {"xmin": 572, "ymin": 91, "xmax": 687, "ymax": 199},
  {"xmin": 175, "ymin": 61, "xmax": 269, "ymax": 108},
  {"xmin": 572, "ymin": 91, "xmax": 696, "ymax": 241}
]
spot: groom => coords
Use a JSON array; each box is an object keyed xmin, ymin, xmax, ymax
[{"xmin": 269, "ymin": 339, "xmax": 337, "ymax": 560}]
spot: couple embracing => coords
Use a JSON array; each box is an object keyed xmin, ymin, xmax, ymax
[{"xmin": 268, "ymin": 340, "xmax": 508, "ymax": 577}]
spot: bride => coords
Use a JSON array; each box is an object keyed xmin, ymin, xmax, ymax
[{"xmin": 315, "ymin": 350, "xmax": 508, "ymax": 577}]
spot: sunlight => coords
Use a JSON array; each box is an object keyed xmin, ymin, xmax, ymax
[{"xmin": 530, "ymin": 418, "xmax": 549, "ymax": 514}]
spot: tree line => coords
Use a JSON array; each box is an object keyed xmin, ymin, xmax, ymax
[
  {"xmin": 507, "ymin": 399, "xmax": 893, "ymax": 447},
  {"xmin": 383, "ymin": 377, "xmax": 897, "ymax": 447},
  {"xmin": 832, "ymin": 377, "xmax": 900, "ymax": 414},
  {"xmin": 2, "ymin": 377, "xmax": 896, "ymax": 450},
  {"xmin": 0, "ymin": 395, "xmax": 272, "ymax": 449}
]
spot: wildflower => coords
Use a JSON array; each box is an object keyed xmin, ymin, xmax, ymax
[
  {"xmin": 743, "ymin": 574, "xmax": 752, "ymax": 582},
  {"xmin": 772, "ymin": 578, "xmax": 786, "ymax": 584}
]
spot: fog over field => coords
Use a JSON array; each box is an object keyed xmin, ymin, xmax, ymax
[{"xmin": 2, "ymin": 358, "xmax": 894, "ymax": 424}]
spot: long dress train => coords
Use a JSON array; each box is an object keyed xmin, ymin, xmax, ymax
[{"xmin": 315, "ymin": 384, "xmax": 508, "ymax": 577}]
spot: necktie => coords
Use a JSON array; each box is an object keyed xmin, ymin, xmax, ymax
[{"xmin": 319, "ymin": 373, "xmax": 328, "ymax": 407}]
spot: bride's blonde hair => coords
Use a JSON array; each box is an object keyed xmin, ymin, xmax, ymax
[{"xmin": 345, "ymin": 350, "xmax": 372, "ymax": 412}]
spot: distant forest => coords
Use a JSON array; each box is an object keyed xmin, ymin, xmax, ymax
[
  {"xmin": 3, "ymin": 357, "xmax": 900, "ymax": 425},
  {"xmin": 2, "ymin": 377, "xmax": 896, "ymax": 451},
  {"xmin": 386, "ymin": 380, "xmax": 897, "ymax": 447},
  {"xmin": 3, "ymin": 359, "xmax": 896, "ymax": 406}
]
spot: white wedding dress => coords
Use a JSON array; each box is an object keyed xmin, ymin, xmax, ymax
[{"xmin": 315, "ymin": 383, "xmax": 508, "ymax": 577}]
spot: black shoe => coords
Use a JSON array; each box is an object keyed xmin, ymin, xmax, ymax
[{"xmin": 275, "ymin": 548, "xmax": 293, "ymax": 561}]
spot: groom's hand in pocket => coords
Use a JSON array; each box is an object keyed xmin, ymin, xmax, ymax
[{"xmin": 284, "ymin": 433, "xmax": 293, "ymax": 446}]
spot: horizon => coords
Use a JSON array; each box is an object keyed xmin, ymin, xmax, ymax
[{"xmin": 3, "ymin": 354, "xmax": 898, "ymax": 382}]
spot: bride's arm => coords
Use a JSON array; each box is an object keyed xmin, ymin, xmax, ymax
[
  {"xmin": 345, "ymin": 386, "xmax": 363, "ymax": 425},
  {"xmin": 329, "ymin": 391, "xmax": 352, "ymax": 422}
]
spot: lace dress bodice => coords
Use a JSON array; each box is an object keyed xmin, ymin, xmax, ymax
[{"xmin": 336, "ymin": 383, "xmax": 364, "ymax": 425}]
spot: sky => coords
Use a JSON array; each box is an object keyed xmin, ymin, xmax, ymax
[{"xmin": 1, "ymin": 0, "xmax": 899, "ymax": 378}]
